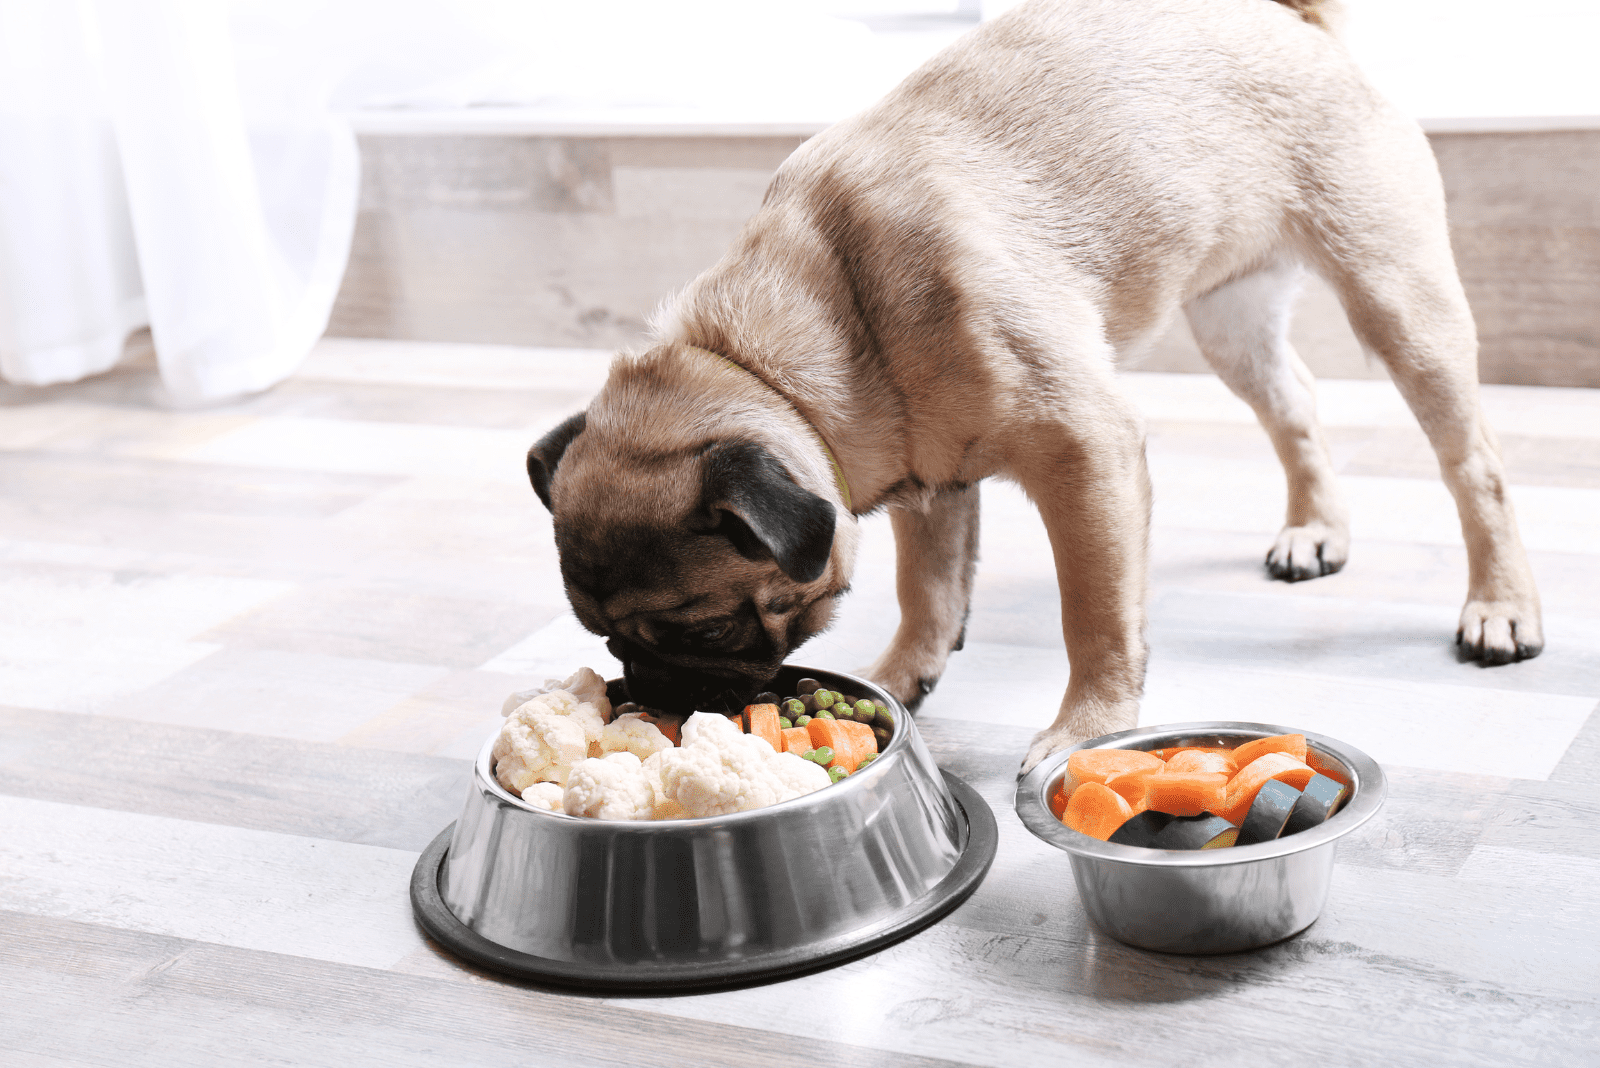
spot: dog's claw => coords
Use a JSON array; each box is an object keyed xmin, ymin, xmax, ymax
[
  {"xmin": 1456, "ymin": 602, "xmax": 1544, "ymax": 665},
  {"xmin": 1265, "ymin": 522, "xmax": 1348, "ymax": 583}
]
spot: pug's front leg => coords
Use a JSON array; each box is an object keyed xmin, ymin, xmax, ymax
[
  {"xmin": 1018, "ymin": 407, "xmax": 1152, "ymax": 773},
  {"xmin": 862, "ymin": 483, "xmax": 980, "ymax": 709}
]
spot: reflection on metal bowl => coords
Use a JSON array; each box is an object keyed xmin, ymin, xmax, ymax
[
  {"xmin": 1015, "ymin": 721, "xmax": 1386, "ymax": 955},
  {"xmin": 411, "ymin": 666, "xmax": 998, "ymax": 990}
]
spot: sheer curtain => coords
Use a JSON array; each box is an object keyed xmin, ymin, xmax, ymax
[{"xmin": 0, "ymin": 0, "xmax": 360, "ymax": 403}]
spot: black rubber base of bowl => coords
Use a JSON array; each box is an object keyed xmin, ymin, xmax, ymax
[{"xmin": 410, "ymin": 771, "xmax": 998, "ymax": 993}]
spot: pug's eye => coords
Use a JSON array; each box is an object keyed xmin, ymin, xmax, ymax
[{"xmin": 687, "ymin": 623, "xmax": 733, "ymax": 646}]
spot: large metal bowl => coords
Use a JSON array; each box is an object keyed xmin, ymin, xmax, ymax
[
  {"xmin": 411, "ymin": 666, "xmax": 997, "ymax": 990},
  {"xmin": 1015, "ymin": 721, "xmax": 1386, "ymax": 955}
]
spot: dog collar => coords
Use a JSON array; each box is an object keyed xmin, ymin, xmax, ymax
[{"xmin": 686, "ymin": 345, "xmax": 853, "ymax": 513}]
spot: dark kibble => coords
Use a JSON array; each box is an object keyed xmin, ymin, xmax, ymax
[
  {"xmin": 796, "ymin": 678, "xmax": 822, "ymax": 695},
  {"xmin": 754, "ymin": 691, "xmax": 781, "ymax": 705},
  {"xmin": 800, "ymin": 693, "xmax": 820, "ymax": 713},
  {"xmin": 614, "ymin": 702, "xmax": 640, "ymax": 717},
  {"xmin": 874, "ymin": 727, "xmax": 891, "ymax": 746}
]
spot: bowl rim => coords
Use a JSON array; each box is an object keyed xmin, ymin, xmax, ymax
[
  {"xmin": 1015, "ymin": 720, "xmax": 1387, "ymax": 867},
  {"xmin": 484, "ymin": 666, "xmax": 918, "ymax": 827}
]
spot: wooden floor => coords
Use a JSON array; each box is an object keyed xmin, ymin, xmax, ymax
[{"xmin": 3, "ymin": 338, "xmax": 1598, "ymax": 1067}]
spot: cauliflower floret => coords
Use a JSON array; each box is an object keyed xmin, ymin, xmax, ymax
[
  {"xmin": 563, "ymin": 752, "xmax": 656, "ymax": 821},
  {"xmin": 640, "ymin": 750, "xmax": 687, "ymax": 820},
  {"xmin": 656, "ymin": 711, "xmax": 827, "ymax": 819},
  {"xmin": 768, "ymin": 750, "xmax": 833, "ymax": 800},
  {"xmin": 500, "ymin": 667, "xmax": 612, "ymax": 722},
  {"xmin": 599, "ymin": 712, "xmax": 674, "ymax": 762},
  {"xmin": 519, "ymin": 781, "xmax": 564, "ymax": 811},
  {"xmin": 493, "ymin": 690, "xmax": 596, "ymax": 793}
]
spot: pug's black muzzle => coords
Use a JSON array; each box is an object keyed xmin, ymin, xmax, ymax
[{"xmin": 607, "ymin": 637, "xmax": 770, "ymax": 714}]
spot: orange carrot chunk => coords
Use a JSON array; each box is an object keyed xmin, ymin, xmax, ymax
[
  {"xmin": 1149, "ymin": 746, "xmax": 1234, "ymax": 761},
  {"xmin": 1063, "ymin": 781, "xmax": 1136, "ymax": 840},
  {"xmin": 806, "ymin": 717, "xmax": 865, "ymax": 773},
  {"xmin": 780, "ymin": 726, "xmax": 812, "ymax": 757},
  {"xmin": 834, "ymin": 719, "xmax": 878, "ymax": 771},
  {"xmin": 1218, "ymin": 752, "xmax": 1317, "ymax": 825},
  {"xmin": 1049, "ymin": 785, "xmax": 1069, "ymax": 820},
  {"xmin": 1066, "ymin": 749, "xmax": 1165, "ymax": 794},
  {"xmin": 1304, "ymin": 747, "xmax": 1351, "ymax": 788},
  {"xmin": 1163, "ymin": 750, "xmax": 1237, "ymax": 776},
  {"xmin": 1143, "ymin": 772, "xmax": 1229, "ymax": 818},
  {"xmin": 1230, "ymin": 734, "xmax": 1307, "ymax": 769},
  {"xmin": 1103, "ymin": 765, "xmax": 1164, "ymax": 806},
  {"xmin": 743, "ymin": 703, "xmax": 783, "ymax": 752}
]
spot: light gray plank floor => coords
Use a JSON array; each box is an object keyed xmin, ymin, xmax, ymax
[{"xmin": 3, "ymin": 338, "xmax": 1598, "ymax": 1067}]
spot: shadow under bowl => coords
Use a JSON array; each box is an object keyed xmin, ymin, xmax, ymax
[
  {"xmin": 1015, "ymin": 721, "xmax": 1386, "ymax": 955},
  {"xmin": 411, "ymin": 666, "xmax": 997, "ymax": 991}
]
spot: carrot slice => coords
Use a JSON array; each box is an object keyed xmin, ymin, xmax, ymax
[
  {"xmin": 1103, "ymin": 765, "xmax": 1164, "ymax": 806},
  {"xmin": 1217, "ymin": 752, "xmax": 1317, "ymax": 825},
  {"xmin": 743, "ymin": 703, "xmax": 783, "ymax": 752},
  {"xmin": 834, "ymin": 719, "xmax": 877, "ymax": 771},
  {"xmin": 1063, "ymin": 781, "xmax": 1135, "ymax": 840},
  {"xmin": 1149, "ymin": 746, "xmax": 1234, "ymax": 761},
  {"xmin": 1230, "ymin": 734, "xmax": 1307, "ymax": 769},
  {"xmin": 806, "ymin": 717, "xmax": 865, "ymax": 772},
  {"xmin": 1163, "ymin": 750, "xmax": 1237, "ymax": 776},
  {"xmin": 1049, "ymin": 785, "xmax": 1069, "ymax": 820},
  {"xmin": 1304, "ymin": 746, "xmax": 1351, "ymax": 788},
  {"xmin": 1066, "ymin": 749, "xmax": 1165, "ymax": 794},
  {"xmin": 1143, "ymin": 772, "xmax": 1229, "ymax": 817},
  {"xmin": 780, "ymin": 726, "xmax": 812, "ymax": 757}
]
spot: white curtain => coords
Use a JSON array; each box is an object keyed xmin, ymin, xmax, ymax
[{"xmin": 0, "ymin": 0, "xmax": 359, "ymax": 403}]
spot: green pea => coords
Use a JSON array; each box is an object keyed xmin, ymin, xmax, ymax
[
  {"xmin": 828, "ymin": 766, "xmax": 849, "ymax": 783},
  {"xmin": 810, "ymin": 745, "xmax": 834, "ymax": 765},
  {"xmin": 778, "ymin": 717, "xmax": 793, "ymax": 730},
  {"xmin": 784, "ymin": 698, "xmax": 805, "ymax": 717},
  {"xmin": 853, "ymin": 699, "xmax": 875, "ymax": 719},
  {"xmin": 814, "ymin": 690, "xmax": 835, "ymax": 709},
  {"xmin": 856, "ymin": 754, "xmax": 878, "ymax": 770},
  {"xmin": 816, "ymin": 709, "xmax": 835, "ymax": 721},
  {"xmin": 795, "ymin": 714, "xmax": 812, "ymax": 727}
]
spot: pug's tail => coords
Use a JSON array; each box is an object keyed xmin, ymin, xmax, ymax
[{"xmin": 1271, "ymin": 0, "xmax": 1345, "ymax": 34}]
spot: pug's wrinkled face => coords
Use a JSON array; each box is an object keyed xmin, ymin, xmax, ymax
[{"xmin": 528, "ymin": 413, "xmax": 845, "ymax": 714}]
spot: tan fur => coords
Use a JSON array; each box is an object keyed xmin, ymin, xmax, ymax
[{"xmin": 544, "ymin": 0, "xmax": 1543, "ymax": 770}]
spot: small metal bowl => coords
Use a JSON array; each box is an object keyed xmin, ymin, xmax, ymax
[
  {"xmin": 411, "ymin": 666, "xmax": 997, "ymax": 991},
  {"xmin": 1015, "ymin": 721, "xmax": 1386, "ymax": 955}
]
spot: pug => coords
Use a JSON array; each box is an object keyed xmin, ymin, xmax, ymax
[{"xmin": 528, "ymin": 0, "xmax": 1544, "ymax": 771}]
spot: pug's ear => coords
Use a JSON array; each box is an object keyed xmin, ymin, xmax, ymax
[
  {"xmin": 699, "ymin": 440, "xmax": 836, "ymax": 583},
  {"xmin": 527, "ymin": 412, "xmax": 586, "ymax": 511}
]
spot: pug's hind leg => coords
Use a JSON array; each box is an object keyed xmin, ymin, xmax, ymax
[
  {"xmin": 1185, "ymin": 259, "xmax": 1350, "ymax": 582},
  {"xmin": 862, "ymin": 483, "xmax": 981, "ymax": 709}
]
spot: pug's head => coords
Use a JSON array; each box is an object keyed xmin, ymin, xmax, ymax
[{"xmin": 526, "ymin": 350, "xmax": 856, "ymax": 713}]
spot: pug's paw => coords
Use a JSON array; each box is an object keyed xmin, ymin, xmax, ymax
[
  {"xmin": 1020, "ymin": 700, "xmax": 1140, "ymax": 777},
  {"xmin": 1457, "ymin": 599, "xmax": 1544, "ymax": 665},
  {"xmin": 1265, "ymin": 521, "xmax": 1348, "ymax": 582},
  {"xmin": 859, "ymin": 649, "xmax": 948, "ymax": 712}
]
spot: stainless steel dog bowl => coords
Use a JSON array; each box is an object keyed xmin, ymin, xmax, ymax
[
  {"xmin": 411, "ymin": 667, "xmax": 997, "ymax": 990},
  {"xmin": 1015, "ymin": 721, "xmax": 1385, "ymax": 955}
]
